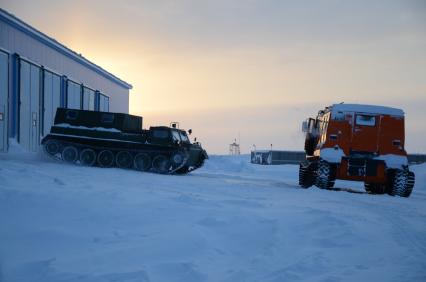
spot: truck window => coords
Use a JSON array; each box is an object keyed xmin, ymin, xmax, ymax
[
  {"xmin": 318, "ymin": 113, "xmax": 330, "ymax": 144},
  {"xmin": 334, "ymin": 111, "xmax": 345, "ymax": 121},
  {"xmin": 319, "ymin": 114, "xmax": 329, "ymax": 134},
  {"xmin": 356, "ymin": 115, "xmax": 376, "ymax": 126}
]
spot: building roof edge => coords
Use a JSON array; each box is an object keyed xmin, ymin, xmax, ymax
[{"xmin": 0, "ymin": 8, "xmax": 133, "ymax": 90}]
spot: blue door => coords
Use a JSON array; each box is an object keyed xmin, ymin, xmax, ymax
[
  {"xmin": 43, "ymin": 70, "xmax": 61, "ymax": 136},
  {"xmin": 19, "ymin": 60, "xmax": 41, "ymax": 152},
  {"xmin": 0, "ymin": 51, "xmax": 8, "ymax": 152}
]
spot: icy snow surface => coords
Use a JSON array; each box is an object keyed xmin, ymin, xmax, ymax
[{"xmin": 1, "ymin": 147, "xmax": 426, "ymax": 282}]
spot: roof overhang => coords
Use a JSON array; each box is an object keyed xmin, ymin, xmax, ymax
[
  {"xmin": 330, "ymin": 103, "xmax": 404, "ymax": 117},
  {"xmin": 0, "ymin": 8, "xmax": 132, "ymax": 90}
]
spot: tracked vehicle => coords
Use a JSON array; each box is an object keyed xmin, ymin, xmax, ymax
[
  {"xmin": 41, "ymin": 108, "xmax": 208, "ymax": 174},
  {"xmin": 299, "ymin": 103, "xmax": 415, "ymax": 197}
]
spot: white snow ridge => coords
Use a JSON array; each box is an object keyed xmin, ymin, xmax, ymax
[{"xmin": 0, "ymin": 151, "xmax": 426, "ymax": 282}]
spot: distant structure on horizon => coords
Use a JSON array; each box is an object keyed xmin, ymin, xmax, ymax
[{"xmin": 229, "ymin": 139, "xmax": 240, "ymax": 155}]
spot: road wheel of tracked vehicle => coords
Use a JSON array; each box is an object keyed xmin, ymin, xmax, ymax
[
  {"xmin": 387, "ymin": 169, "xmax": 414, "ymax": 198},
  {"xmin": 152, "ymin": 155, "xmax": 171, "ymax": 174},
  {"xmin": 116, "ymin": 151, "xmax": 133, "ymax": 169},
  {"xmin": 80, "ymin": 148, "xmax": 97, "ymax": 166},
  {"xmin": 134, "ymin": 153, "xmax": 151, "ymax": 171},
  {"xmin": 364, "ymin": 183, "xmax": 386, "ymax": 194},
  {"xmin": 315, "ymin": 160, "xmax": 336, "ymax": 189},
  {"xmin": 97, "ymin": 150, "xmax": 115, "ymax": 168},
  {"xmin": 62, "ymin": 146, "xmax": 78, "ymax": 163},
  {"xmin": 299, "ymin": 161, "xmax": 315, "ymax": 188},
  {"xmin": 170, "ymin": 151, "xmax": 186, "ymax": 170},
  {"xmin": 44, "ymin": 139, "xmax": 61, "ymax": 156}
]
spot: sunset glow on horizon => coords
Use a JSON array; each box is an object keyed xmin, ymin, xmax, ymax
[{"xmin": 3, "ymin": 0, "xmax": 426, "ymax": 154}]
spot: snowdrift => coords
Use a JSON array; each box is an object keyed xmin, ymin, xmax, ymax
[{"xmin": 0, "ymin": 149, "xmax": 425, "ymax": 282}]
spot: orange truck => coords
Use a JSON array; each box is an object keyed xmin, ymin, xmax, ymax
[{"xmin": 299, "ymin": 103, "xmax": 415, "ymax": 197}]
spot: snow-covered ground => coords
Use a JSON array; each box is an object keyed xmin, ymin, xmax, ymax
[{"xmin": 1, "ymin": 146, "xmax": 426, "ymax": 282}]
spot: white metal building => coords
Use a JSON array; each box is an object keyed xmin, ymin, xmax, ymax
[{"xmin": 0, "ymin": 8, "xmax": 132, "ymax": 152}]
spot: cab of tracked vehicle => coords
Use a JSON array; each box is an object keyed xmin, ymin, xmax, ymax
[{"xmin": 147, "ymin": 126, "xmax": 192, "ymax": 146}]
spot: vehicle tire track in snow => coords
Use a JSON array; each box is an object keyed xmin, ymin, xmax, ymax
[
  {"xmin": 193, "ymin": 172, "xmax": 299, "ymax": 189},
  {"xmin": 381, "ymin": 208, "xmax": 426, "ymax": 257},
  {"xmin": 354, "ymin": 198, "xmax": 426, "ymax": 259}
]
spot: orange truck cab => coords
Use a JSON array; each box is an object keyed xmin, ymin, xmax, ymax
[{"xmin": 299, "ymin": 103, "xmax": 415, "ymax": 197}]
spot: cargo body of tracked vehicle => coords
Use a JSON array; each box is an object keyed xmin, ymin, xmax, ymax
[{"xmin": 41, "ymin": 108, "xmax": 208, "ymax": 174}]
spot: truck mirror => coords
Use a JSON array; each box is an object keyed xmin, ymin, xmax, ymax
[
  {"xmin": 302, "ymin": 121, "xmax": 308, "ymax": 133},
  {"xmin": 188, "ymin": 129, "xmax": 192, "ymax": 135}
]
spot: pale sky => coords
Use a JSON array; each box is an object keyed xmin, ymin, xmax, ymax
[{"xmin": 2, "ymin": 0, "xmax": 426, "ymax": 154}]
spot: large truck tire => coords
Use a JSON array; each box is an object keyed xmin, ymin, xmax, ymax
[
  {"xmin": 387, "ymin": 169, "xmax": 414, "ymax": 198},
  {"xmin": 299, "ymin": 161, "xmax": 315, "ymax": 188},
  {"xmin": 364, "ymin": 182, "xmax": 386, "ymax": 194},
  {"xmin": 315, "ymin": 160, "xmax": 336, "ymax": 189}
]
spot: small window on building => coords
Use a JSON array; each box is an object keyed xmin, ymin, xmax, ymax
[
  {"xmin": 356, "ymin": 115, "xmax": 376, "ymax": 126},
  {"xmin": 99, "ymin": 93, "xmax": 110, "ymax": 112},
  {"xmin": 83, "ymin": 87, "xmax": 95, "ymax": 111},
  {"xmin": 67, "ymin": 81, "xmax": 82, "ymax": 110},
  {"xmin": 104, "ymin": 97, "xmax": 109, "ymax": 112}
]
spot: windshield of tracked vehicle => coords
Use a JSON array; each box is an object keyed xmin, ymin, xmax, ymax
[
  {"xmin": 179, "ymin": 131, "xmax": 190, "ymax": 143},
  {"xmin": 152, "ymin": 129, "xmax": 169, "ymax": 139},
  {"xmin": 172, "ymin": 130, "xmax": 181, "ymax": 142}
]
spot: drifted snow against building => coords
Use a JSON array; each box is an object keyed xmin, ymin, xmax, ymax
[{"xmin": 0, "ymin": 8, "xmax": 132, "ymax": 152}]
